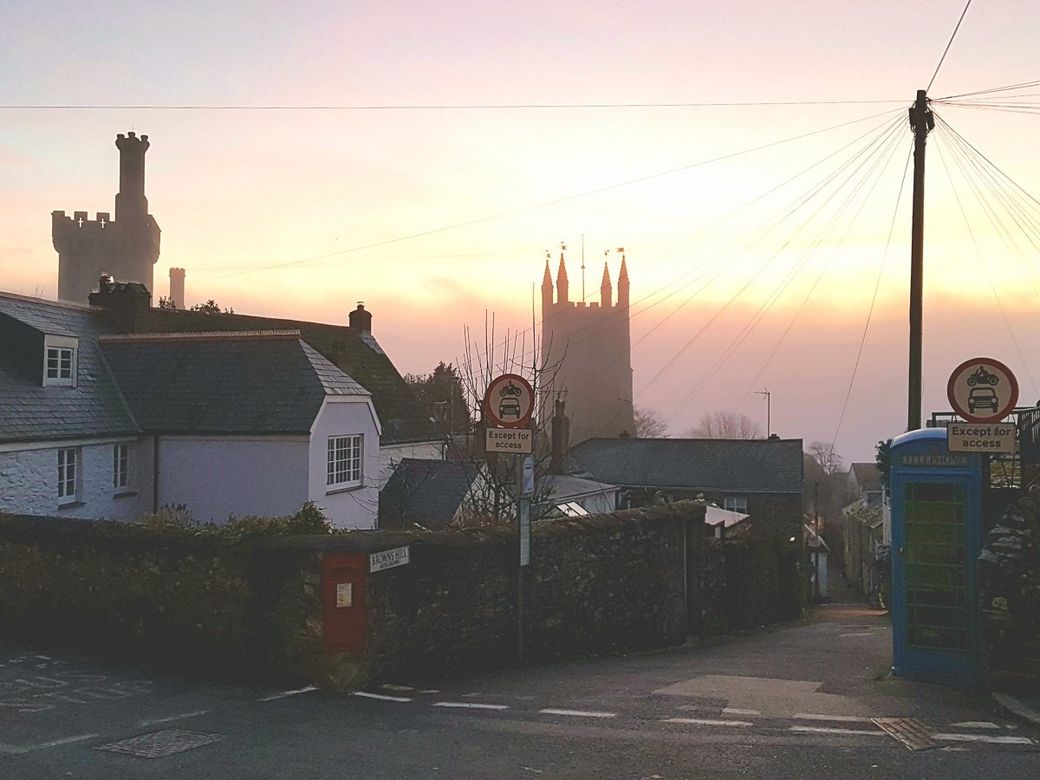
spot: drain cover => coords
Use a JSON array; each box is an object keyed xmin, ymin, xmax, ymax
[
  {"xmin": 96, "ymin": 729, "xmax": 225, "ymax": 759},
  {"xmin": 872, "ymin": 718, "xmax": 940, "ymax": 751}
]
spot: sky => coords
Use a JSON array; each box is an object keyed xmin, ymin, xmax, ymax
[{"xmin": 2, "ymin": 1, "xmax": 1039, "ymax": 462}]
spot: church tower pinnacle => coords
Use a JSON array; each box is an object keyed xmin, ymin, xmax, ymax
[
  {"xmin": 541, "ymin": 256, "xmax": 554, "ymax": 312},
  {"xmin": 617, "ymin": 253, "xmax": 630, "ymax": 308},
  {"xmin": 600, "ymin": 262, "xmax": 612, "ymax": 308},
  {"xmin": 556, "ymin": 253, "xmax": 569, "ymax": 304}
]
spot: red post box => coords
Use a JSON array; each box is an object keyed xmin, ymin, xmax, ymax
[{"xmin": 321, "ymin": 553, "xmax": 367, "ymax": 653}]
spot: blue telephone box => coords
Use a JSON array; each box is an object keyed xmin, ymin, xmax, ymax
[{"xmin": 890, "ymin": 428, "xmax": 985, "ymax": 687}]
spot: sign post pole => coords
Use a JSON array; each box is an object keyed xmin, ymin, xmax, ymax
[{"xmin": 483, "ymin": 374, "xmax": 535, "ymax": 666}]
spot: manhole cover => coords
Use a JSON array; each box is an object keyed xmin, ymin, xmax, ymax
[
  {"xmin": 96, "ymin": 729, "xmax": 225, "ymax": 759},
  {"xmin": 872, "ymin": 718, "xmax": 940, "ymax": 751}
]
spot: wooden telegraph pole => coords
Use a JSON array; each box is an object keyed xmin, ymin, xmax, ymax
[{"xmin": 908, "ymin": 89, "xmax": 934, "ymax": 431}]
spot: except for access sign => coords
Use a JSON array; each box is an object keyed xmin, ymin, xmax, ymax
[
  {"xmin": 485, "ymin": 427, "xmax": 533, "ymax": 453},
  {"xmin": 483, "ymin": 373, "xmax": 534, "ymax": 429},
  {"xmin": 947, "ymin": 357, "xmax": 1019, "ymax": 423},
  {"xmin": 947, "ymin": 422, "xmax": 1017, "ymax": 454}
]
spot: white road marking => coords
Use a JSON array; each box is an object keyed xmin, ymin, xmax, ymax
[
  {"xmin": 539, "ymin": 709, "xmax": 617, "ymax": 719},
  {"xmin": 723, "ymin": 708, "xmax": 761, "ymax": 716},
  {"xmin": 419, "ymin": 689, "xmax": 440, "ymax": 694},
  {"xmin": 932, "ymin": 732, "xmax": 1035, "ymax": 745},
  {"xmin": 257, "ymin": 685, "xmax": 320, "ymax": 702},
  {"xmin": 950, "ymin": 721, "xmax": 1000, "ymax": 729},
  {"xmin": 434, "ymin": 702, "xmax": 509, "ymax": 710},
  {"xmin": 790, "ymin": 726, "xmax": 887, "ymax": 737},
  {"xmin": 793, "ymin": 713, "xmax": 876, "ymax": 723},
  {"xmin": 663, "ymin": 718, "xmax": 753, "ymax": 727},
  {"xmin": 839, "ymin": 632, "xmax": 874, "ymax": 637},
  {"xmin": 381, "ymin": 684, "xmax": 415, "ymax": 692},
  {"xmin": 351, "ymin": 691, "xmax": 412, "ymax": 702},
  {"xmin": 138, "ymin": 709, "xmax": 210, "ymax": 727},
  {"xmin": 0, "ymin": 733, "xmax": 100, "ymax": 755}
]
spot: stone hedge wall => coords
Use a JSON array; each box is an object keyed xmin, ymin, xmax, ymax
[{"xmin": 0, "ymin": 502, "xmax": 802, "ymax": 690}]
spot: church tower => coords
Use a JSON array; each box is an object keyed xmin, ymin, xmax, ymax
[
  {"xmin": 53, "ymin": 132, "xmax": 161, "ymax": 303},
  {"xmin": 540, "ymin": 248, "xmax": 634, "ymax": 445}
]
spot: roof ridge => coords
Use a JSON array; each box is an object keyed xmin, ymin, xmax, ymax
[
  {"xmin": 99, "ymin": 329, "xmax": 302, "ymax": 343},
  {"xmin": 0, "ymin": 290, "xmax": 97, "ymax": 313}
]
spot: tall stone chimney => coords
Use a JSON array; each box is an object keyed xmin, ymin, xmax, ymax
[
  {"xmin": 348, "ymin": 302, "xmax": 372, "ymax": 333},
  {"xmin": 169, "ymin": 267, "xmax": 186, "ymax": 309},
  {"xmin": 89, "ymin": 276, "xmax": 151, "ymax": 332}
]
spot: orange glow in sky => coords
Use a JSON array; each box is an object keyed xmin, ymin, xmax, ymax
[{"xmin": 2, "ymin": 1, "xmax": 1039, "ymax": 460}]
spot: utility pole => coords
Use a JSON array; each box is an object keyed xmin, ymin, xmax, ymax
[{"xmin": 908, "ymin": 89, "xmax": 934, "ymax": 431}]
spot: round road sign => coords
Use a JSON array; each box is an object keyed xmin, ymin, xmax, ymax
[
  {"xmin": 483, "ymin": 373, "xmax": 534, "ymax": 428},
  {"xmin": 947, "ymin": 357, "xmax": 1019, "ymax": 423}
]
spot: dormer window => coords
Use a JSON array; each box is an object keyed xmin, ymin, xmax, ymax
[{"xmin": 43, "ymin": 335, "xmax": 78, "ymax": 387}]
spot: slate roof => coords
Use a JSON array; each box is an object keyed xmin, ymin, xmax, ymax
[
  {"xmin": 100, "ymin": 331, "xmax": 367, "ymax": 435},
  {"xmin": 379, "ymin": 458, "xmax": 481, "ymax": 530},
  {"xmin": 135, "ymin": 309, "xmax": 437, "ymax": 444},
  {"xmin": 0, "ymin": 293, "xmax": 136, "ymax": 443},
  {"xmin": 540, "ymin": 474, "xmax": 620, "ymax": 502},
  {"xmin": 570, "ymin": 437, "xmax": 804, "ymax": 494}
]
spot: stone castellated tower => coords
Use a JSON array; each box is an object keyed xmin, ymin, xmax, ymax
[
  {"xmin": 53, "ymin": 132, "xmax": 161, "ymax": 304},
  {"xmin": 541, "ymin": 250, "xmax": 634, "ymax": 445}
]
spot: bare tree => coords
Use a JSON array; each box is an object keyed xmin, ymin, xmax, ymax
[
  {"xmin": 450, "ymin": 312, "xmax": 564, "ymax": 526},
  {"xmin": 634, "ymin": 407, "xmax": 669, "ymax": 438},
  {"xmin": 807, "ymin": 440, "xmax": 843, "ymax": 475},
  {"xmin": 687, "ymin": 410, "xmax": 762, "ymax": 439}
]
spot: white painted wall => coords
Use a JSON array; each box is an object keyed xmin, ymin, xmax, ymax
[
  {"xmin": 0, "ymin": 437, "xmax": 150, "ymax": 520},
  {"xmin": 377, "ymin": 440, "xmax": 444, "ymax": 489},
  {"xmin": 157, "ymin": 436, "xmax": 309, "ymax": 525},
  {"xmin": 308, "ymin": 397, "xmax": 381, "ymax": 530}
]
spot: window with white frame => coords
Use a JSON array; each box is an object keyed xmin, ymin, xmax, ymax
[
  {"xmin": 723, "ymin": 496, "xmax": 748, "ymax": 514},
  {"xmin": 113, "ymin": 443, "xmax": 129, "ymax": 489},
  {"xmin": 57, "ymin": 448, "xmax": 78, "ymax": 502},
  {"xmin": 43, "ymin": 335, "xmax": 78, "ymax": 387},
  {"xmin": 327, "ymin": 434, "xmax": 363, "ymax": 489}
]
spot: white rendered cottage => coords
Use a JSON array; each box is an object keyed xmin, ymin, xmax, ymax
[{"xmin": 0, "ymin": 292, "xmax": 381, "ymax": 529}]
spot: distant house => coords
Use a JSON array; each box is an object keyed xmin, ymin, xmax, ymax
[
  {"xmin": 847, "ymin": 462, "xmax": 884, "ymax": 507},
  {"xmin": 85, "ymin": 281, "xmax": 442, "ymax": 486},
  {"xmin": 0, "ymin": 291, "xmax": 380, "ymax": 528},
  {"xmin": 570, "ymin": 437, "xmax": 804, "ymax": 537},
  {"xmin": 378, "ymin": 458, "xmax": 485, "ymax": 530}
]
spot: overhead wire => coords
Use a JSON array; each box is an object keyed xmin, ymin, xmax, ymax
[
  {"xmin": 927, "ymin": 0, "xmax": 975, "ymax": 93},
  {"xmin": 663, "ymin": 114, "xmax": 908, "ymax": 420},
  {"xmin": 932, "ymin": 113, "xmax": 1040, "ymax": 395},
  {"xmin": 829, "ymin": 144, "xmax": 913, "ymax": 448},
  {"xmin": 637, "ymin": 114, "xmax": 906, "ymax": 403},
  {"xmin": 197, "ymin": 108, "xmax": 901, "ymax": 283},
  {"xmin": 0, "ymin": 99, "xmax": 907, "ymax": 112},
  {"xmin": 444, "ymin": 109, "xmax": 904, "ymax": 379}
]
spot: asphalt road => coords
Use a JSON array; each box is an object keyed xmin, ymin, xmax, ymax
[{"xmin": 2, "ymin": 597, "xmax": 1038, "ymax": 778}]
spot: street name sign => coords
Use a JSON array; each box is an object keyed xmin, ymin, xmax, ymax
[
  {"xmin": 369, "ymin": 546, "xmax": 410, "ymax": 573},
  {"xmin": 946, "ymin": 357, "xmax": 1019, "ymax": 423},
  {"xmin": 485, "ymin": 427, "xmax": 533, "ymax": 453},
  {"xmin": 947, "ymin": 422, "xmax": 1017, "ymax": 454}
]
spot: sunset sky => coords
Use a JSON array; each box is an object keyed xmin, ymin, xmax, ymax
[{"xmin": 2, "ymin": 1, "xmax": 1039, "ymax": 461}]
